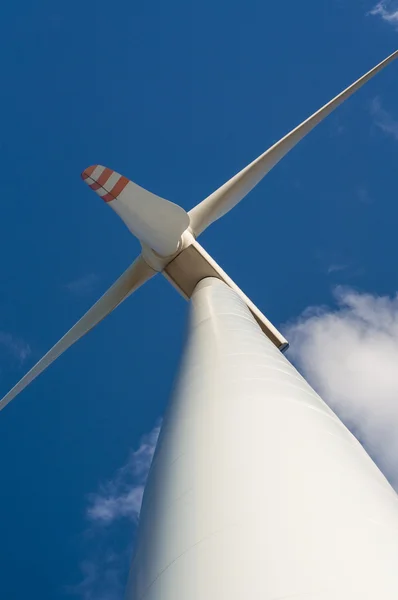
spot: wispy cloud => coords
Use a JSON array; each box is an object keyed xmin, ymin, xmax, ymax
[
  {"xmin": 64, "ymin": 274, "xmax": 99, "ymax": 297},
  {"xmin": 356, "ymin": 185, "xmax": 373, "ymax": 205},
  {"xmin": 369, "ymin": 1, "xmax": 398, "ymax": 27},
  {"xmin": 87, "ymin": 423, "xmax": 161, "ymax": 525},
  {"xmin": 0, "ymin": 332, "xmax": 31, "ymax": 366},
  {"xmin": 370, "ymin": 97, "xmax": 398, "ymax": 140},
  {"xmin": 285, "ymin": 287, "xmax": 398, "ymax": 490},
  {"xmin": 70, "ymin": 422, "xmax": 161, "ymax": 600},
  {"xmin": 329, "ymin": 119, "xmax": 345, "ymax": 138},
  {"xmin": 70, "ymin": 555, "xmax": 126, "ymax": 600},
  {"xmin": 327, "ymin": 264, "xmax": 348, "ymax": 275}
]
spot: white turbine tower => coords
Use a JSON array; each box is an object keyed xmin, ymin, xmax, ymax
[{"xmin": 2, "ymin": 51, "xmax": 398, "ymax": 599}]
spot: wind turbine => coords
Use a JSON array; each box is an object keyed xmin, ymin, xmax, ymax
[{"xmin": 2, "ymin": 51, "xmax": 398, "ymax": 599}]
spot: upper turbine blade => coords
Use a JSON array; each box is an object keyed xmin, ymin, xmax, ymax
[
  {"xmin": 0, "ymin": 256, "xmax": 156, "ymax": 412},
  {"xmin": 189, "ymin": 50, "xmax": 398, "ymax": 237},
  {"xmin": 82, "ymin": 166, "xmax": 190, "ymax": 256}
]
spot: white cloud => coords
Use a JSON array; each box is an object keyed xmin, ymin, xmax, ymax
[
  {"xmin": 285, "ymin": 287, "xmax": 398, "ymax": 490},
  {"xmin": 87, "ymin": 486, "xmax": 145, "ymax": 525},
  {"xmin": 327, "ymin": 264, "xmax": 348, "ymax": 275},
  {"xmin": 370, "ymin": 97, "xmax": 398, "ymax": 140},
  {"xmin": 369, "ymin": 1, "xmax": 398, "ymax": 27},
  {"xmin": 69, "ymin": 555, "xmax": 126, "ymax": 600},
  {"xmin": 64, "ymin": 274, "xmax": 99, "ymax": 296},
  {"xmin": 70, "ymin": 422, "xmax": 162, "ymax": 600},
  {"xmin": 87, "ymin": 423, "xmax": 161, "ymax": 525},
  {"xmin": 0, "ymin": 332, "xmax": 31, "ymax": 366}
]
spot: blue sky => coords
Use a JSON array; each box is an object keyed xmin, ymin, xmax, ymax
[{"xmin": 0, "ymin": 1, "xmax": 398, "ymax": 598}]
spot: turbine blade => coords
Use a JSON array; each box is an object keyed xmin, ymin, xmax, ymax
[
  {"xmin": 0, "ymin": 256, "xmax": 156, "ymax": 412},
  {"xmin": 82, "ymin": 166, "xmax": 190, "ymax": 256},
  {"xmin": 189, "ymin": 50, "xmax": 398, "ymax": 237}
]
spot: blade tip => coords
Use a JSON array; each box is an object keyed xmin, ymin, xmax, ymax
[{"xmin": 81, "ymin": 165, "xmax": 98, "ymax": 181}]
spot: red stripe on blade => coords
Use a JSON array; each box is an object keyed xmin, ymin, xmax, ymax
[
  {"xmin": 110, "ymin": 176, "xmax": 129, "ymax": 199},
  {"xmin": 96, "ymin": 167, "xmax": 114, "ymax": 187},
  {"xmin": 102, "ymin": 192, "xmax": 115, "ymax": 203}
]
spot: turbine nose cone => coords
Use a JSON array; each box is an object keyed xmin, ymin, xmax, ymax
[{"xmin": 80, "ymin": 165, "xmax": 130, "ymax": 203}]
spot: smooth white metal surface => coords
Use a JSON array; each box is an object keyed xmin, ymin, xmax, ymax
[
  {"xmin": 81, "ymin": 165, "xmax": 190, "ymax": 257},
  {"xmin": 127, "ymin": 277, "xmax": 398, "ymax": 600},
  {"xmin": 111, "ymin": 179, "xmax": 189, "ymax": 256}
]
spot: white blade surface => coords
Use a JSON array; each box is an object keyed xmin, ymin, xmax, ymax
[
  {"xmin": 0, "ymin": 256, "xmax": 156, "ymax": 412},
  {"xmin": 189, "ymin": 50, "xmax": 398, "ymax": 237},
  {"xmin": 82, "ymin": 165, "xmax": 190, "ymax": 256}
]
